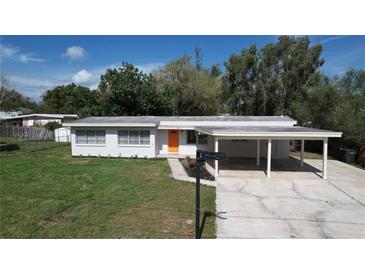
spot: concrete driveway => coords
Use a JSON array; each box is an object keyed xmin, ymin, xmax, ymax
[{"xmin": 216, "ymin": 159, "xmax": 365, "ymax": 238}]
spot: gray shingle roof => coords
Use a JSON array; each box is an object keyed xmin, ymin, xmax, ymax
[
  {"xmin": 67, "ymin": 115, "xmax": 295, "ymax": 124},
  {"xmin": 195, "ymin": 126, "xmax": 342, "ymax": 137}
]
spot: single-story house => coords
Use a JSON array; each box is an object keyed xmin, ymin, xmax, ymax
[
  {"xmin": 63, "ymin": 116, "xmax": 342, "ymax": 179},
  {"xmin": 2, "ymin": 113, "xmax": 78, "ymax": 127}
]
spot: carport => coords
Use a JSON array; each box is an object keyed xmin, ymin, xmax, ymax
[{"xmin": 195, "ymin": 126, "xmax": 342, "ymax": 179}]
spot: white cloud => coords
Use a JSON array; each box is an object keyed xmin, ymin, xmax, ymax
[
  {"xmin": 0, "ymin": 44, "xmax": 44, "ymax": 63},
  {"xmin": 72, "ymin": 69, "xmax": 93, "ymax": 84},
  {"xmin": 8, "ymin": 75, "xmax": 55, "ymax": 88},
  {"xmin": 317, "ymin": 36, "xmax": 345, "ymax": 45},
  {"xmin": 64, "ymin": 46, "xmax": 87, "ymax": 61},
  {"xmin": 18, "ymin": 54, "xmax": 44, "ymax": 63},
  {"xmin": 0, "ymin": 44, "xmax": 18, "ymax": 58}
]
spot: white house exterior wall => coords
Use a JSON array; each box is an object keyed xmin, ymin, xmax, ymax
[
  {"xmin": 22, "ymin": 117, "xmax": 63, "ymax": 127},
  {"xmin": 71, "ymin": 127, "xmax": 289, "ymax": 159},
  {"xmin": 157, "ymin": 129, "xmax": 210, "ymax": 156},
  {"xmin": 218, "ymin": 139, "xmax": 289, "ymax": 159},
  {"xmin": 71, "ymin": 127, "xmax": 156, "ymax": 158}
]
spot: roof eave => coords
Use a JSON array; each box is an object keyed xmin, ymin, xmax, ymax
[{"xmin": 62, "ymin": 122, "xmax": 156, "ymax": 127}]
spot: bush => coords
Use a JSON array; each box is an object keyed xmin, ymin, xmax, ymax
[
  {"xmin": 0, "ymin": 143, "xmax": 20, "ymax": 152},
  {"xmin": 44, "ymin": 121, "xmax": 62, "ymax": 131}
]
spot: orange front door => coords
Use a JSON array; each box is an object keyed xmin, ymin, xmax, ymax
[{"xmin": 168, "ymin": 130, "xmax": 179, "ymax": 152}]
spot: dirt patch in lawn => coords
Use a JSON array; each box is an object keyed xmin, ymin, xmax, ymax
[{"xmin": 70, "ymin": 158, "xmax": 91, "ymax": 165}]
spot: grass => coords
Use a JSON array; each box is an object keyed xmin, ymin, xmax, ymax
[{"xmin": 0, "ymin": 138, "xmax": 216, "ymax": 238}]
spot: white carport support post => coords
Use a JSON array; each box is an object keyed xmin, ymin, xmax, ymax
[
  {"xmin": 256, "ymin": 139, "xmax": 260, "ymax": 166},
  {"xmin": 323, "ymin": 138, "xmax": 328, "ymax": 180},
  {"xmin": 267, "ymin": 138, "xmax": 272, "ymax": 179},
  {"xmin": 300, "ymin": 139, "xmax": 304, "ymax": 167},
  {"xmin": 214, "ymin": 137, "xmax": 219, "ymax": 177}
]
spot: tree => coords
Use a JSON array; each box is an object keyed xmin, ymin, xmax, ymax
[
  {"xmin": 155, "ymin": 55, "xmax": 222, "ymax": 115},
  {"xmin": 44, "ymin": 121, "xmax": 62, "ymax": 131},
  {"xmin": 222, "ymin": 36, "xmax": 324, "ymax": 116},
  {"xmin": 98, "ymin": 63, "xmax": 171, "ymax": 115},
  {"xmin": 334, "ymin": 69, "xmax": 365, "ymax": 148},
  {"xmin": 293, "ymin": 76, "xmax": 339, "ymax": 129},
  {"xmin": 0, "ymin": 76, "xmax": 37, "ymax": 111},
  {"xmin": 42, "ymin": 84, "xmax": 98, "ymax": 116}
]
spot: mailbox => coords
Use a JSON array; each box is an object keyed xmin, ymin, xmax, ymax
[
  {"xmin": 195, "ymin": 150, "xmax": 226, "ymax": 239},
  {"xmin": 196, "ymin": 150, "xmax": 227, "ymax": 161}
]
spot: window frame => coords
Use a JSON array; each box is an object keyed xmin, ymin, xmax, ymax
[
  {"xmin": 186, "ymin": 130, "xmax": 208, "ymax": 145},
  {"xmin": 76, "ymin": 129, "xmax": 106, "ymax": 145},
  {"xmin": 117, "ymin": 129, "xmax": 151, "ymax": 146}
]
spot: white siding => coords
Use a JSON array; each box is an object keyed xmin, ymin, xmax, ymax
[
  {"xmin": 157, "ymin": 129, "xmax": 209, "ymax": 156},
  {"xmin": 22, "ymin": 117, "xmax": 62, "ymax": 127},
  {"xmin": 71, "ymin": 127, "xmax": 156, "ymax": 158},
  {"xmin": 70, "ymin": 127, "xmax": 290, "ymax": 159}
]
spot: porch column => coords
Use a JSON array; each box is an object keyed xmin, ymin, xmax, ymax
[
  {"xmin": 256, "ymin": 139, "xmax": 260, "ymax": 166},
  {"xmin": 214, "ymin": 137, "xmax": 219, "ymax": 177},
  {"xmin": 323, "ymin": 138, "xmax": 328, "ymax": 180},
  {"xmin": 300, "ymin": 139, "xmax": 304, "ymax": 167},
  {"xmin": 267, "ymin": 138, "xmax": 272, "ymax": 179}
]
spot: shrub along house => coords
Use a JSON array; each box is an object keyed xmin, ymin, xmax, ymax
[{"xmin": 63, "ymin": 116, "xmax": 342, "ymax": 179}]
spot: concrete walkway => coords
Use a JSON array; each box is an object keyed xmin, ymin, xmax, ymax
[
  {"xmin": 216, "ymin": 159, "xmax": 365, "ymax": 238},
  {"xmin": 167, "ymin": 158, "xmax": 215, "ymax": 187}
]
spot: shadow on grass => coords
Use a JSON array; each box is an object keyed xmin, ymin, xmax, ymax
[{"xmin": 199, "ymin": 211, "xmax": 216, "ymax": 238}]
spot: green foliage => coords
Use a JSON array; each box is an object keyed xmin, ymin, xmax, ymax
[
  {"xmin": 223, "ymin": 36, "xmax": 323, "ymax": 116},
  {"xmin": 44, "ymin": 121, "xmax": 62, "ymax": 131},
  {"xmin": 98, "ymin": 62, "xmax": 172, "ymax": 115},
  {"xmin": 293, "ymin": 70, "xmax": 365, "ymax": 149},
  {"xmin": 0, "ymin": 77, "xmax": 37, "ymax": 111},
  {"xmin": 42, "ymin": 83, "xmax": 99, "ymax": 116},
  {"xmin": 155, "ymin": 55, "xmax": 222, "ymax": 115},
  {"xmin": 334, "ymin": 70, "xmax": 365, "ymax": 148}
]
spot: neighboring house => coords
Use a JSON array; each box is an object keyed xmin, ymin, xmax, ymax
[
  {"xmin": 0, "ymin": 111, "xmax": 23, "ymax": 119},
  {"xmin": 63, "ymin": 116, "xmax": 342, "ymax": 179},
  {"xmin": 2, "ymin": 114, "xmax": 78, "ymax": 127}
]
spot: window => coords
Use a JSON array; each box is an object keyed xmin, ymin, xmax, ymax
[
  {"xmin": 198, "ymin": 134, "xmax": 208, "ymax": 144},
  {"xmin": 118, "ymin": 130, "xmax": 150, "ymax": 145},
  {"xmin": 140, "ymin": 131, "xmax": 150, "ymax": 144},
  {"xmin": 186, "ymin": 130, "xmax": 208, "ymax": 144},
  {"xmin": 76, "ymin": 130, "xmax": 105, "ymax": 144},
  {"xmin": 118, "ymin": 130, "xmax": 128, "ymax": 144}
]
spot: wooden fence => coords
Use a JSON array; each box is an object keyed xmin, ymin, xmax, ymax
[{"xmin": 0, "ymin": 125, "xmax": 55, "ymax": 140}]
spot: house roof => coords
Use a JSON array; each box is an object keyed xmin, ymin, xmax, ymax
[
  {"xmin": 63, "ymin": 115, "xmax": 296, "ymax": 127},
  {"xmin": 195, "ymin": 126, "xmax": 342, "ymax": 138},
  {"xmin": 1, "ymin": 114, "xmax": 78, "ymax": 120}
]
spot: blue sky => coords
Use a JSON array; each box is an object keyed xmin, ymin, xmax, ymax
[{"xmin": 1, "ymin": 35, "xmax": 364, "ymax": 101}]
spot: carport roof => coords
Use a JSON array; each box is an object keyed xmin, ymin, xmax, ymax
[{"xmin": 195, "ymin": 126, "xmax": 342, "ymax": 138}]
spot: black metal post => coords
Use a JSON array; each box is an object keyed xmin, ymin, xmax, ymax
[{"xmin": 195, "ymin": 153, "xmax": 202, "ymax": 239}]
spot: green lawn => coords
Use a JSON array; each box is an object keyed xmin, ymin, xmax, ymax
[{"xmin": 0, "ymin": 138, "xmax": 216, "ymax": 238}]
